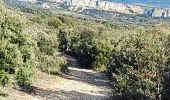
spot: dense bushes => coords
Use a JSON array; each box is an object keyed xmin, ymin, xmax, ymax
[
  {"xmin": 1, "ymin": 1, "xmax": 170, "ymax": 99},
  {"xmin": 58, "ymin": 20, "xmax": 170, "ymax": 99},
  {"xmin": 25, "ymin": 6, "xmax": 170, "ymax": 99},
  {"xmin": 58, "ymin": 27, "xmax": 113, "ymax": 70},
  {"xmin": 0, "ymin": 9, "xmax": 51, "ymax": 87},
  {"xmin": 0, "ymin": 13, "xmax": 36, "ymax": 86},
  {"xmin": 34, "ymin": 25, "xmax": 68, "ymax": 75},
  {"xmin": 0, "ymin": 3, "xmax": 68, "ymax": 87},
  {"xmin": 36, "ymin": 31, "xmax": 58, "ymax": 55},
  {"xmin": 37, "ymin": 54, "xmax": 67, "ymax": 74},
  {"xmin": 15, "ymin": 67, "xmax": 35, "ymax": 86},
  {"xmin": 108, "ymin": 27, "xmax": 170, "ymax": 99}
]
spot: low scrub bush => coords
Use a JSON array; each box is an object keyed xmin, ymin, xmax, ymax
[
  {"xmin": 0, "ymin": 12, "xmax": 37, "ymax": 86},
  {"xmin": 37, "ymin": 53, "xmax": 67, "ymax": 74},
  {"xmin": 36, "ymin": 31, "xmax": 58, "ymax": 55},
  {"xmin": 15, "ymin": 67, "xmax": 35, "ymax": 86},
  {"xmin": 0, "ymin": 71, "xmax": 9, "ymax": 87},
  {"xmin": 109, "ymin": 30, "xmax": 168, "ymax": 99},
  {"xmin": 0, "ymin": 5, "xmax": 68, "ymax": 87},
  {"xmin": 48, "ymin": 18, "xmax": 63, "ymax": 28}
]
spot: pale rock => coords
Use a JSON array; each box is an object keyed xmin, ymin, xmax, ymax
[
  {"xmin": 15, "ymin": 0, "xmax": 170, "ymax": 17},
  {"xmin": 18, "ymin": 0, "xmax": 37, "ymax": 3},
  {"xmin": 41, "ymin": 3, "xmax": 50, "ymax": 9}
]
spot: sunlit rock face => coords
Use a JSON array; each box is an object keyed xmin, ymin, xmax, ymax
[
  {"xmin": 127, "ymin": 5, "xmax": 144, "ymax": 14},
  {"xmin": 18, "ymin": 0, "xmax": 37, "ymax": 3},
  {"xmin": 152, "ymin": 9, "xmax": 170, "ymax": 17},
  {"xmin": 69, "ymin": 0, "xmax": 170, "ymax": 17},
  {"xmin": 70, "ymin": 0, "xmax": 97, "ymax": 7},
  {"xmin": 69, "ymin": 0, "xmax": 143, "ymax": 14},
  {"xmin": 97, "ymin": 1, "xmax": 129, "ymax": 13},
  {"xmin": 14, "ymin": 0, "xmax": 170, "ymax": 17}
]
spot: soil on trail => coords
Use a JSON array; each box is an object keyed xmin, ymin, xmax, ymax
[{"xmin": 0, "ymin": 54, "xmax": 112, "ymax": 100}]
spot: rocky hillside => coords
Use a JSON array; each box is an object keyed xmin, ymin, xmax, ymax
[
  {"xmin": 107, "ymin": 0, "xmax": 170, "ymax": 8},
  {"xmin": 12, "ymin": 0, "xmax": 170, "ymax": 18}
]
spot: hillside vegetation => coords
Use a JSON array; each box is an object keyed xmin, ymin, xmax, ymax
[
  {"xmin": 0, "ymin": 0, "xmax": 170, "ymax": 99},
  {"xmin": 0, "ymin": 1, "xmax": 67, "ymax": 87}
]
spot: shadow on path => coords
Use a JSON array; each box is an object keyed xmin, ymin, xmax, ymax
[
  {"xmin": 14, "ymin": 86, "xmax": 108, "ymax": 100},
  {"xmin": 62, "ymin": 67, "xmax": 111, "ymax": 89},
  {"xmin": 60, "ymin": 54, "xmax": 111, "ymax": 89},
  {"xmin": 14, "ymin": 53, "xmax": 113, "ymax": 100}
]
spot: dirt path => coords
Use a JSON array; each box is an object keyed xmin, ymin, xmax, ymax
[
  {"xmin": 55, "ymin": 54, "xmax": 112, "ymax": 100},
  {"xmin": 0, "ymin": 54, "xmax": 112, "ymax": 100}
]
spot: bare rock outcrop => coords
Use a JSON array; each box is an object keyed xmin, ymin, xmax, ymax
[{"xmin": 15, "ymin": 0, "xmax": 170, "ymax": 17}]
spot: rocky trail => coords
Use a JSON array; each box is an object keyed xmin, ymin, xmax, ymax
[{"xmin": 0, "ymin": 54, "xmax": 112, "ymax": 100}]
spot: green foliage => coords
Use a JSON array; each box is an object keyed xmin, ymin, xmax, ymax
[
  {"xmin": 0, "ymin": 12, "xmax": 37, "ymax": 86},
  {"xmin": 0, "ymin": 92, "xmax": 9, "ymax": 97},
  {"xmin": 37, "ymin": 54, "xmax": 67, "ymax": 74},
  {"xmin": 15, "ymin": 67, "xmax": 35, "ymax": 86},
  {"xmin": 58, "ymin": 27, "xmax": 113, "ymax": 69},
  {"xmin": 48, "ymin": 18, "xmax": 63, "ymax": 28},
  {"xmin": 47, "ymin": 16, "xmax": 75, "ymax": 28},
  {"xmin": 36, "ymin": 31, "xmax": 58, "ymax": 55},
  {"xmin": 0, "ymin": 4, "xmax": 68, "ymax": 87},
  {"xmin": 58, "ymin": 16, "xmax": 74, "ymax": 28},
  {"xmin": 1, "ymin": 1, "xmax": 170, "ymax": 99},
  {"xmin": 53, "ymin": 15, "xmax": 170, "ymax": 100},
  {"xmin": 109, "ymin": 30, "xmax": 168, "ymax": 99},
  {"xmin": 20, "ymin": 7, "xmax": 52, "ymax": 17},
  {"xmin": 29, "ymin": 13, "xmax": 170, "ymax": 100},
  {"xmin": 69, "ymin": 28, "xmax": 97, "ymax": 67},
  {"xmin": 0, "ymin": 71, "xmax": 9, "ymax": 87},
  {"xmin": 30, "ymin": 16, "xmax": 44, "ymax": 24}
]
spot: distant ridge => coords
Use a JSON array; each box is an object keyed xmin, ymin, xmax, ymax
[
  {"xmin": 6, "ymin": 0, "xmax": 170, "ymax": 18},
  {"xmin": 106, "ymin": 0, "xmax": 170, "ymax": 8}
]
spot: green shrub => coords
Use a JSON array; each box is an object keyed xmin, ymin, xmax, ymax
[
  {"xmin": 91, "ymin": 31, "xmax": 113, "ymax": 70},
  {"xmin": 0, "ymin": 12, "xmax": 36, "ymax": 86},
  {"xmin": 0, "ymin": 36, "xmax": 35, "ymax": 86},
  {"xmin": 15, "ymin": 67, "xmax": 35, "ymax": 86},
  {"xmin": 36, "ymin": 32, "xmax": 58, "ymax": 55},
  {"xmin": 37, "ymin": 53, "xmax": 67, "ymax": 74},
  {"xmin": 58, "ymin": 27, "xmax": 113, "ymax": 70},
  {"xmin": 48, "ymin": 18, "xmax": 63, "ymax": 28},
  {"xmin": 30, "ymin": 16, "xmax": 44, "ymax": 24},
  {"xmin": 0, "ymin": 71, "xmax": 9, "ymax": 87},
  {"xmin": 58, "ymin": 16, "xmax": 74, "ymax": 28},
  {"xmin": 21, "ymin": 7, "xmax": 52, "ymax": 17},
  {"xmin": 109, "ymin": 31, "xmax": 168, "ymax": 99},
  {"xmin": 58, "ymin": 28, "xmax": 96, "ymax": 67}
]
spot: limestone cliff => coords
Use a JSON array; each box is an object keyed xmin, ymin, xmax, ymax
[{"xmin": 15, "ymin": 0, "xmax": 170, "ymax": 17}]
